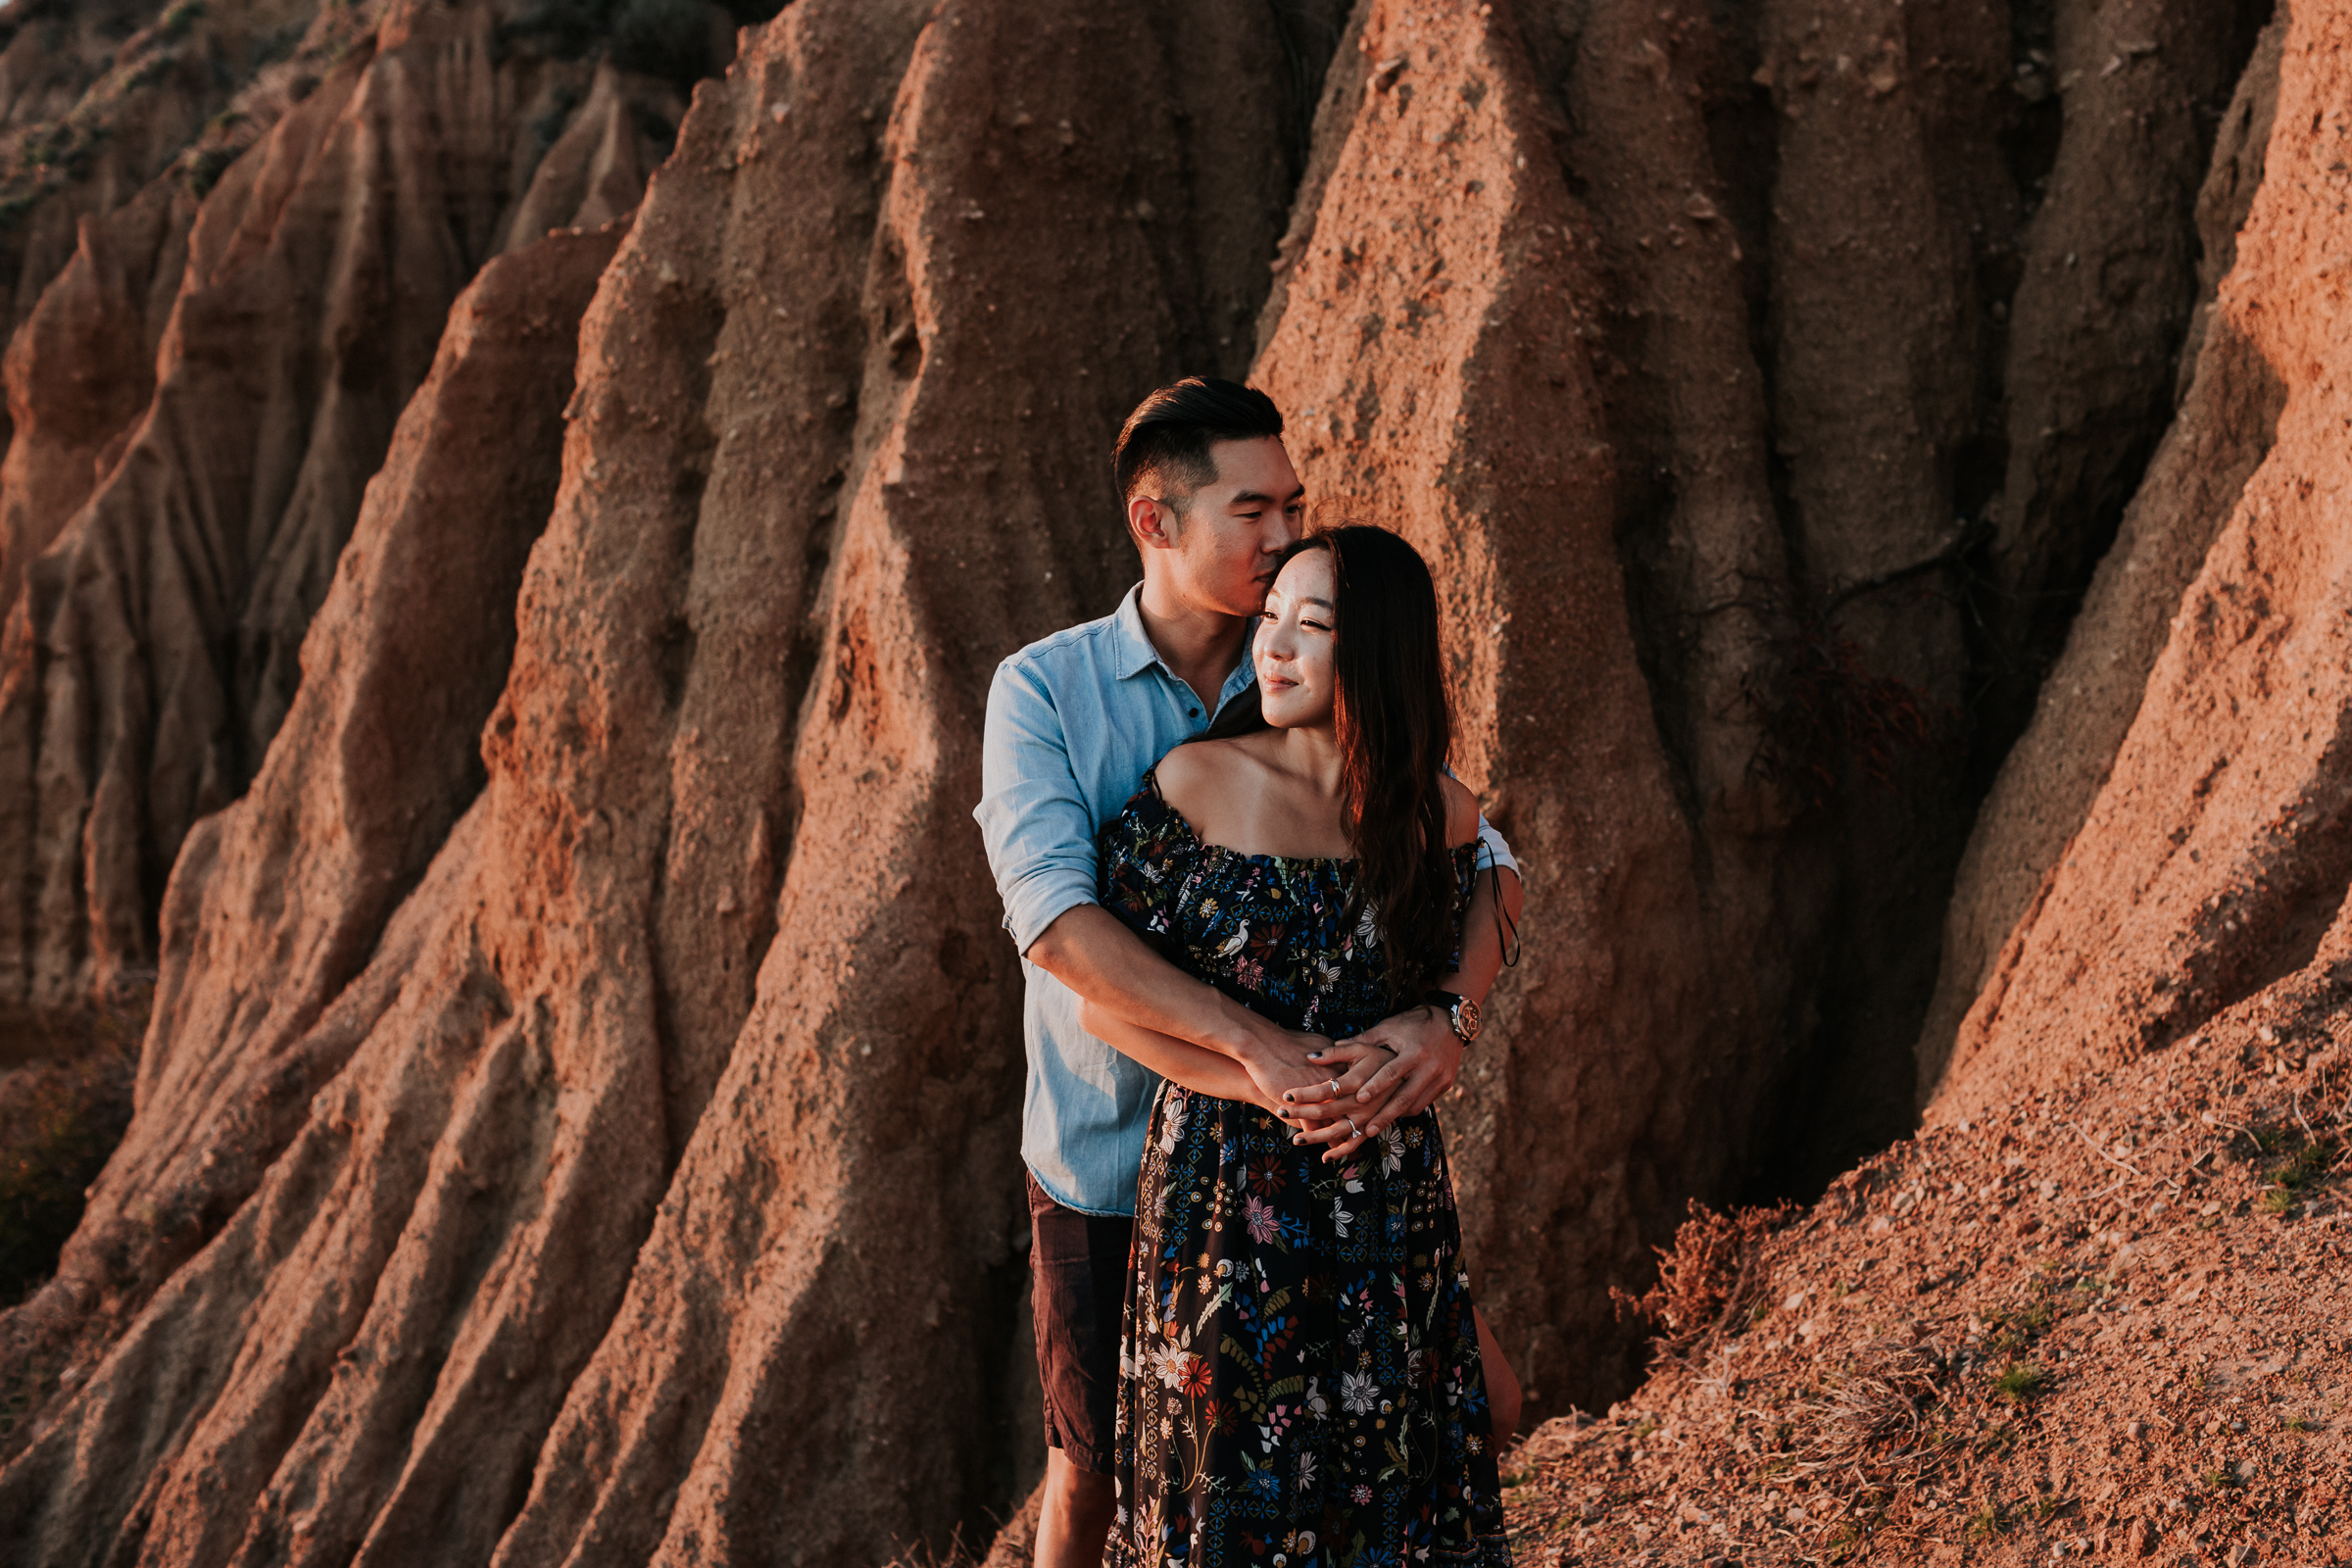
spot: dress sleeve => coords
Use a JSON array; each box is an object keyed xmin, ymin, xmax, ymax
[{"xmin": 1096, "ymin": 794, "xmax": 1190, "ymax": 948}]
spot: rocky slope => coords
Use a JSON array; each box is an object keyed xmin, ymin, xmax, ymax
[
  {"xmin": 4, "ymin": 0, "xmax": 1331, "ymax": 1560},
  {"xmin": 1508, "ymin": 1020, "xmax": 2352, "ymax": 1566},
  {"xmin": 0, "ymin": 0, "xmax": 2324, "ymax": 1562}
]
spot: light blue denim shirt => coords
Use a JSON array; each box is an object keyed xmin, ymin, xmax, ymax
[{"xmin": 974, "ymin": 584, "xmax": 1519, "ymax": 1216}]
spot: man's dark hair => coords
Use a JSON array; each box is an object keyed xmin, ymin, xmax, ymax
[{"xmin": 1112, "ymin": 377, "xmax": 1284, "ymax": 511}]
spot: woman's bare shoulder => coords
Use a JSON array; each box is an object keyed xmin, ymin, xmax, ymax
[
  {"xmin": 1154, "ymin": 738, "xmax": 1257, "ymax": 817},
  {"xmin": 1439, "ymin": 774, "xmax": 1481, "ymax": 849}
]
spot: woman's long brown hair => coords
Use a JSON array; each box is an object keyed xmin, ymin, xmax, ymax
[{"xmin": 1196, "ymin": 525, "xmax": 1458, "ymax": 1001}]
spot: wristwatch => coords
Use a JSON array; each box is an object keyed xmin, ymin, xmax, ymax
[{"xmin": 1423, "ymin": 989, "xmax": 1481, "ymax": 1045}]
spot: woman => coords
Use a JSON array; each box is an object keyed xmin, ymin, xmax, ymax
[{"xmin": 1078, "ymin": 526, "xmax": 1515, "ymax": 1568}]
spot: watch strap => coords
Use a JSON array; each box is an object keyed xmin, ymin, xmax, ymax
[{"xmin": 1422, "ymin": 989, "xmax": 1477, "ymax": 1044}]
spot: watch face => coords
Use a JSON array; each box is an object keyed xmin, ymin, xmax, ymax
[{"xmin": 1456, "ymin": 997, "xmax": 1481, "ymax": 1042}]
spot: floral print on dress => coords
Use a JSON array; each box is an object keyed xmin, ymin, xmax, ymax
[{"xmin": 1097, "ymin": 767, "xmax": 1510, "ymax": 1568}]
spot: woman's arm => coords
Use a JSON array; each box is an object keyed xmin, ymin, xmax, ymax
[
  {"xmin": 1286, "ymin": 777, "xmax": 1523, "ymax": 1149},
  {"xmin": 1432, "ymin": 852, "xmax": 1522, "ymax": 1007},
  {"xmin": 1421, "ymin": 774, "xmax": 1516, "ymax": 996}
]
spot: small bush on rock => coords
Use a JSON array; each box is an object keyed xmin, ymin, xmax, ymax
[
  {"xmin": 1613, "ymin": 1199, "xmax": 1794, "ymax": 1358},
  {"xmin": 0, "ymin": 1013, "xmax": 141, "ymax": 1306}
]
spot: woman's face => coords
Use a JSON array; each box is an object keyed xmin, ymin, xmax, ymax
[{"xmin": 1254, "ymin": 548, "xmax": 1338, "ymax": 729}]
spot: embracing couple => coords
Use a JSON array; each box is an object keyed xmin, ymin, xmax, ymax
[{"xmin": 976, "ymin": 379, "xmax": 1525, "ymax": 1568}]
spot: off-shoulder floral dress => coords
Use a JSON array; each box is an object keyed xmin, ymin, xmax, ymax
[{"xmin": 1097, "ymin": 767, "xmax": 1510, "ymax": 1568}]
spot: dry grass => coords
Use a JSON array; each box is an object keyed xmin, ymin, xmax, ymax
[{"xmin": 1795, "ymin": 1338, "xmax": 1954, "ymax": 1473}]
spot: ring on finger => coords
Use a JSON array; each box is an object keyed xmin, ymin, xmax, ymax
[{"xmin": 1346, "ymin": 1117, "xmax": 1360, "ymax": 1138}]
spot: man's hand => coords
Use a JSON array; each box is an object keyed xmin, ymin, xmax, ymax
[
  {"xmin": 1076, "ymin": 998, "xmax": 1329, "ymax": 1124},
  {"xmin": 1241, "ymin": 1026, "xmax": 1414, "ymax": 1166},
  {"xmin": 1284, "ymin": 862, "xmax": 1513, "ymax": 1157},
  {"xmin": 1033, "ymin": 904, "xmax": 1445, "ymax": 1163}
]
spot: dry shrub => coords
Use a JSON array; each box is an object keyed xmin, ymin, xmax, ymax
[
  {"xmin": 1796, "ymin": 1338, "xmax": 1955, "ymax": 1476},
  {"xmin": 1755, "ymin": 614, "xmax": 1959, "ymax": 808},
  {"xmin": 0, "ymin": 994, "xmax": 146, "ymax": 1307},
  {"xmin": 1773, "ymin": 1336, "xmax": 1977, "ymax": 1560},
  {"xmin": 876, "ymin": 1525, "xmax": 984, "ymax": 1568},
  {"xmin": 1611, "ymin": 1199, "xmax": 1792, "ymax": 1359}
]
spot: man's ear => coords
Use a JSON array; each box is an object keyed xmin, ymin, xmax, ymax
[{"xmin": 1128, "ymin": 493, "xmax": 1179, "ymax": 551}]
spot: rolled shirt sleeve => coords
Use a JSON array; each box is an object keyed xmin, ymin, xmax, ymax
[
  {"xmin": 1475, "ymin": 816, "xmax": 1520, "ymax": 878},
  {"xmin": 976, "ymin": 658, "xmax": 1102, "ymax": 955}
]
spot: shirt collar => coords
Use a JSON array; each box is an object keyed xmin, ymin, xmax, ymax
[
  {"xmin": 1110, "ymin": 583, "xmax": 1162, "ymax": 680},
  {"xmin": 1111, "ymin": 582, "xmax": 1259, "ymax": 704}
]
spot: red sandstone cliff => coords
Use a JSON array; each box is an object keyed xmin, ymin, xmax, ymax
[
  {"xmin": 1933, "ymin": 0, "xmax": 2352, "ymax": 1126},
  {"xmin": 0, "ymin": 0, "xmax": 2328, "ymax": 1562},
  {"xmin": 0, "ymin": 0, "xmax": 336, "ymax": 336}
]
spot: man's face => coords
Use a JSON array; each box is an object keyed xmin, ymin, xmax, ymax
[{"xmin": 1152, "ymin": 437, "xmax": 1306, "ymax": 615}]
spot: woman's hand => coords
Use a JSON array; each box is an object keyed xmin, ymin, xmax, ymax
[{"xmin": 1281, "ymin": 1039, "xmax": 1396, "ymax": 1162}]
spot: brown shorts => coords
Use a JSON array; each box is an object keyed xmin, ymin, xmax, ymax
[{"xmin": 1027, "ymin": 1169, "xmax": 1135, "ymax": 1475}]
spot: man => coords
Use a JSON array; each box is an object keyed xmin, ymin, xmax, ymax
[{"xmin": 974, "ymin": 378, "xmax": 1523, "ymax": 1568}]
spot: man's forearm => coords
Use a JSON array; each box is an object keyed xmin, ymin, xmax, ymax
[{"xmin": 1026, "ymin": 904, "xmax": 1285, "ymax": 1066}]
